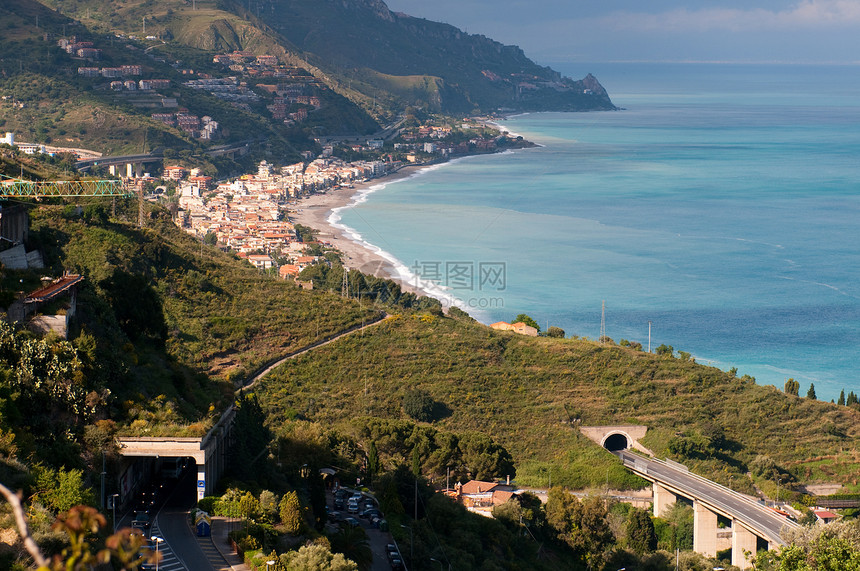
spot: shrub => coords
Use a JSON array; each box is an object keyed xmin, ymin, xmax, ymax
[
  {"xmin": 546, "ymin": 326, "xmax": 565, "ymax": 338},
  {"xmin": 403, "ymin": 389, "xmax": 435, "ymax": 422}
]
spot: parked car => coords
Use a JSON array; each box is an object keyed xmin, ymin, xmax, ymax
[
  {"xmin": 344, "ymin": 517, "xmax": 360, "ymax": 528},
  {"xmin": 360, "ymin": 508, "xmax": 381, "ymax": 520}
]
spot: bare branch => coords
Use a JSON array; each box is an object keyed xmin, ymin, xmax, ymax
[{"xmin": 0, "ymin": 481, "xmax": 49, "ymax": 567}]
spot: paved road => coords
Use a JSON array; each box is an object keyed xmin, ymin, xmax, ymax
[
  {"xmin": 75, "ymin": 152, "xmax": 163, "ymax": 170},
  {"xmin": 615, "ymin": 450, "xmax": 798, "ymax": 545},
  {"xmin": 118, "ymin": 469, "xmax": 237, "ymax": 571},
  {"xmin": 328, "ymin": 488, "xmax": 404, "ymax": 571}
]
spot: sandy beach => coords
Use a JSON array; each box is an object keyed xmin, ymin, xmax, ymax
[{"xmin": 288, "ymin": 165, "xmax": 428, "ymax": 296}]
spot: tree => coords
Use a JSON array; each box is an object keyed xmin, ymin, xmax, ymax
[
  {"xmin": 658, "ymin": 502, "xmax": 694, "ymax": 552},
  {"xmin": 807, "ymin": 383, "xmax": 817, "ymax": 400},
  {"xmin": 838, "ymin": 389, "xmax": 846, "ymax": 406},
  {"xmin": 329, "ymin": 525, "xmax": 371, "ymax": 569},
  {"xmin": 258, "ymin": 490, "xmax": 279, "ymax": 525},
  {"xmin": 546, "ymin": 489, "xmax": 613, "ymax": 568},
  {"xmin": 280, "ymin": 542, "xmax": 358, "ymax": 571},
  {"xmin": 514, "ymin": 314, "xmax": 540, "ymax": 332},
  {"xmin": 546, "ymin": 326, "xmax": 565, "ymax": 338},
  {"xmin": 230, "ymin": 394, "xmax": 272, "ymax": 481},
  {"xmin": 655, "ymin": 344, "xmax": 673, "ymax": 357},
  {"xmin": 626, "ymin": 507, "xmax": 657, "ymax": 554},
  {"xmin": 0, "ymin": 487, "xmax": 155, "ymax": 571},
  {"xmin": 367, "ymin": 441, "xmax": 379, "ymax": 484},
  {"xmin": 458, "ymin": 432, "xmax": 515, "ymax": 481},
  {"xmin": 753, "ymin": 521, "xmax": 860, "ymax": 570},
  {"xmin": 402, "ymin": 389, "xmax": 435, "ymax": 422},
  {"xmin": 784, "ymin": 378, "xmax": 800, "ymax": 396},
  {"xmin": 279, "ymin": 491, "xmax": 305, "ymax": 535},
  {"xmin": 32, "ymin": 465, "xmax": 95, "ymax": 513}
]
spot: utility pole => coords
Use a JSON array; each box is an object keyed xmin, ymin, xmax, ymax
[
  {"xmin": 138, "ymin": 186, "xmax": 145, "ymax": 227},
  {"xmin": 599, "ymin": 300, "xmax": 606, "ymax": 344},
  {"xmin": 648, "ymin": 321, "xmax": 652, "ymax": 353}
]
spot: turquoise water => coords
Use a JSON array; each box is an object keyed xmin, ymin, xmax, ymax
[{"xmin": 335, "ymin": 63, "xmax": 860, "ymax": 401}]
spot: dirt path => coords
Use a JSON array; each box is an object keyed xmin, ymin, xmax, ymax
[{"xmin": 238, "ymin": 312, "xmax": 391, "ymax": 394}]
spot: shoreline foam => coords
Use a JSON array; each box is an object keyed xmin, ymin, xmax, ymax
[{"xmin": 289, "ymin": 162, "xmax": 467, "ymax": 309}]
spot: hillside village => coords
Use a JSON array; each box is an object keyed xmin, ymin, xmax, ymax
[
  {"xmin": 64, "ymin": 33, "xmax": 334, "ymax": 139},
  {"xmin": 173, "ymin": 156, "xmax": 390, "ymax": 275}
]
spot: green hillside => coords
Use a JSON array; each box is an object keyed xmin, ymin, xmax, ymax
[
  {"xmin": 253, "ymin": 312, "xmax": 860, "ymax": 496},
  {"xmin": 222, "ymin": 0, "xmax": 617, "ymax": 113},
  {"xmin": 0, "ymin": 0, "xmax": 378, "ymax": 169},
  {"xmin": 33, "ymin": 0, "xmax": 615, "ymax": 116}
]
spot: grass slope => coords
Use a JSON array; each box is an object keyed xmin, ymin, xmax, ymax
[
  {"xmin": 23, "ymin": 202, "xmax": 377, "ymax": 434},
  {"xmin": 253, "ymin": 312, "xmax": 860, "ymax": 494}
]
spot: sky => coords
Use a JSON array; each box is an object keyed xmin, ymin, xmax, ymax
[{"xmin": 383, "ymin": 0, "xmax": 860, "ymax": 65}]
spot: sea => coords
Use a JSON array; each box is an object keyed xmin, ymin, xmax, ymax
[{"xmin": 332, "ymin": 63, "xmax": 860, "ymax": 402}]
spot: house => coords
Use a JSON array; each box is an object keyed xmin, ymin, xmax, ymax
[
  {"xmin": 294, "ymin": 255, "xmax": 317, "ymax": 268},
  {"xmin": 247, "ymin": 254, "xmax": 274, "ymax": 270},
  {"xmin": 490, "ymin": 320, "xmax": 538, "ymax": 337},
  {"xmin": 279, "ymin": 264, "xmax": 301, "ymax": 279},
  {"xmin": 454, "ymin": 480, "xmax": 518, "ymax": 511},
  {"xmin": 163, "ymin": 166, "xmax": 186, "ymax": 181},
  {"xmin": 511, "ymin": 322, "xmax": 538, "ymax": 337},
  {"xmin": 17, "ymin": 273, "xmax": 84, "ymax": 338},
  {"xmin": 814, "ymin": 510, "xmax": 839, "ymax": 525}
]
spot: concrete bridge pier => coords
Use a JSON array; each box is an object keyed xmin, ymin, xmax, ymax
[
  {"xmin": 125, "ymin": 163, "xmax": 144, "ymax": 178},
  {"xmin": 693, "ymin": 500, "xmax": 719, "ymax": 558},
  {"xmin": 109, "ymin": 165, "xmax": 117, "ymax": 176},
  {"xmin": 732, "ymin": 521, "xmax": 758, "ymax": 569},
  {"xmin": 652, "ymin": 482, "xmax": 677, "ymax": 517}
]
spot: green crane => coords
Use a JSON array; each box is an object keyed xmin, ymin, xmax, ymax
[{"xmin": 0, "ymin": 177, "xmax": 133, "ymax": 199}]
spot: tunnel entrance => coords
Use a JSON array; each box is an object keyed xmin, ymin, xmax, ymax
[{"xmin": 603, "ymin": 433, "xmax": 629, "ymax": 451}]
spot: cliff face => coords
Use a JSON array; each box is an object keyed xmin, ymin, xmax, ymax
[
  {"xmin": 247, "ymin": 0, "xmax": 616, "ymax": 113},
  {"xmin": 30, "ymin": 0, "xmax": 615, "ymax": 114}
]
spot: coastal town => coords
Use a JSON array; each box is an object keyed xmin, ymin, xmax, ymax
[{"xmin": 172, "ymin": 155, "xmax": 389, "ymax": 277}]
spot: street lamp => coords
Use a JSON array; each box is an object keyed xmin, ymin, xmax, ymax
[
  {"xmin": 401, "ymin": 524, "xmax": 413, "ymax": 564},
  {"xmin": 150, "ymin": 536, "xmax": 164, "ymax": 571},
  {"xmin": 109, "ymin": 493, "xmax": 119, "ymax": 533},
  {"xmin": 266, "ymin": 560, "xmax": 276, "ymax": 570},
  {"xmin": 430, "ymin": 557, "xmax": 443, "ymax": 571},
  {"xmin": 777, "ymin": 477, "xmax": 781, "ymax": 505}
]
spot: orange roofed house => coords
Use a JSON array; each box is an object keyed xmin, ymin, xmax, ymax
[
  {"xmin": 454, "ymin": 480, "xmax": 516, "ymax": 515},
  {"xmin": 489, "ymin": 321, "xmax": 538, "ymax": 337}
]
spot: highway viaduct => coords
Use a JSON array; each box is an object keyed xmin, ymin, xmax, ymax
[
  {"xmin": 75, "ymin": 153, "xmax": 163, "ymax": 177},
  {"xmin": 580, "ymin": 426, "xmax": 798, "ymax": 569},
  {"xmin": 616, "ymin": 449, "xmax": 798, "ymax": 569}
]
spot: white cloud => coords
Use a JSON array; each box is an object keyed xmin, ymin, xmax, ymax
[{"xmin": 605, "ymin": 0, "xmax": 860, "ymax": 32}]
